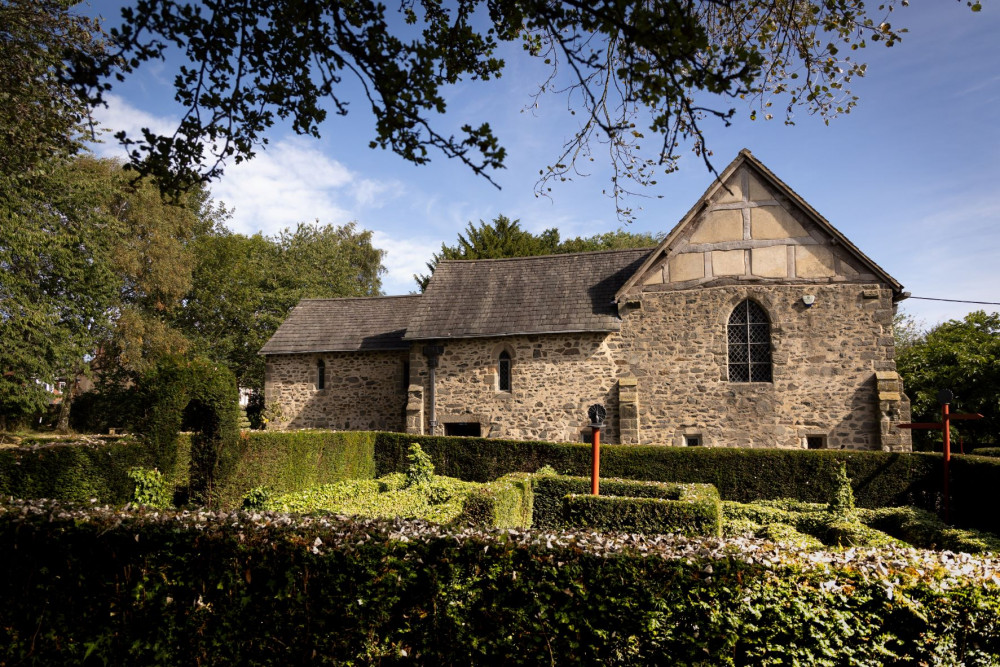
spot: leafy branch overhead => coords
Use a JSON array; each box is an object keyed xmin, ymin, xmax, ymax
[{"xmin": 69, "ymin": 1, "xmax": 980, "ymax": 216}]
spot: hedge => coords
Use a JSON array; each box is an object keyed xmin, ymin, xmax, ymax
[
  {"xmin": 458, "ymin": 472, "xmax": 533, "ymax": 529},
  {"xmin": 0, "ymin": 439, "xmax": 161, "ymax": 504},
  {"xmin": 211, "ymin": 430, "xmax": 376, "ymax": 509},
  {"xmin": 533, "ymin": 475, "xmax": 721, "ymax": 536},
  {"xmin": 0, "ymin": 431, "xmax": 374, "ymax": 510},
  {"xmin": 376, "ymin": 433, "xmax": 1000, "ymax": 533},
  {"xmin": 4, "ymin": 501, "xmax": 1000, "ymax": 666}
]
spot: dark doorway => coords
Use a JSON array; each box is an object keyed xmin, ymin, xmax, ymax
[{"xmin": 445, "ymin": 422, "xmax": 482, "ymax": 437}]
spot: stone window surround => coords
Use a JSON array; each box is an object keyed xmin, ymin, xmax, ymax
[
  {"xmin": 724, "ymin": 295, "xmax": 775, "ymax": 384},
  {"xmin": 490, "ymin": 342, "xmax": 516, "ymax": 395},
  {"xmin": 316, "ymin": 357, "xmax": 326, "ymax": 390}
]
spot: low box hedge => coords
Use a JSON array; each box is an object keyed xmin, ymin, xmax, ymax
[
  {"xmin": 458, "ymin": 472, "xmax": 534, "ymax": 529},
  {"xmin": 374, "ymin": 433, "xmax": 1000, "ymax": 534},
  {"xmin": 533, "ymin": 475, "xmax": 721, "ymax": 536},
  {"xmin": 3, "ymin": 501, "xmax": 1000, "ymax": 666}
]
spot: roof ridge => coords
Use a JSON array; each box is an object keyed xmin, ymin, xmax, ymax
[
  {"xmin": 299, "ymin": 294, "xmax": 420, "ymax": 302},
  {"xmin": 439, "ymin": 246, "xmax": 656, "ymax": 264}
]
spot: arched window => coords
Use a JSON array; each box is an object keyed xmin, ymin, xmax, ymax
[
  {"xmin": 727, "ymin": 300, "xmax": 772, "ymax": 383},
  {"xmin": 316, "ymin": 358, "xmax": 326, "ymax": 390},
  {"xmin": 498, "ymin": 350, "xmax": 512, "ymax": 392}
]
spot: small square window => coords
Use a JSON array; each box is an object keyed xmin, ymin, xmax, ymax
[
  {"xmin": 806, "ymin": 436, "xmax": 826, "ymax": 450},
  {"xmin": 685, "ymin": 435, "xmax": 702, "ymax": 447}
]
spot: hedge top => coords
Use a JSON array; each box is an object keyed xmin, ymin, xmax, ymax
[{"xmin": 3, "ymin": 499, "xmax": 998, "ymax": 591}]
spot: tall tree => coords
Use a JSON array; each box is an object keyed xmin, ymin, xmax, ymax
[
  {"xmin": 69, "ymin": 1, "xmax": 979, "ymax": 217},
  {"xmin": 416, "ymin": 215, "xmax": 659, "ymax": 290},
  {"xmin": 895, "ymin": 311, "xmax": 1000, "ymax": 449},
  {"xmin": 174, "ymin": 222, "xmax": 385, "ymax": 392},
  {"xmin": 0, "ymin": 159, "xmax": 119, "ymax": 428}
]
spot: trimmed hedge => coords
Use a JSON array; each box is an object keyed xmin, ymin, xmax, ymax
[
  {"xmin": 459, "ymin": 473, "xmax": 533, "ymax": 529},
  {"xmin": 0, "ymin": 439, "xmax": 159, "ymax": 504},
  {"xmin": 211, "ymin": 431, "xmax": 376, "ymax": 509},
  {"xmin": 534, "ymin": 475, "xmax": 721, "ymax": 536},
  {"xmin": 4, "ymin": 503, "xmax": 1000, "ymax": 665},
  {"xmin": 376, "ymin": 433, "xmax": 1000, "ymax": 534}
]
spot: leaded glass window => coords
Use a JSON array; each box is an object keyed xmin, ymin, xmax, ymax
[
  {"xmin": 727, "ymin": 300, "xmax": 772, "ymax": 383},
  {"xmin": 498, "ymin": 351, "xmax": 512, "ymax": 392}
]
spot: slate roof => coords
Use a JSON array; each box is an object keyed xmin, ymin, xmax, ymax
[
  {"xmin": 403, "ymin": 248, "xmax": 654, "ymax": 341},
  {"xmin": 259, "ymin": 295, "xmax": 420, "ymax": 354}
]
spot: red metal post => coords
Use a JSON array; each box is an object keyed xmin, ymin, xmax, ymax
[
  {"xmin": 943, "ymin": 402, "xmax": 951, "ymax": 523},
  {"xmin": 591, "ymin": 425, "xmax": 601, "ymax": 495}
]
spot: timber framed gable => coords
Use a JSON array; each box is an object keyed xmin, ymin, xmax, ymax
[{"xmin": 616, "ymin": 149, "xmax": 904, "ymax": 301}]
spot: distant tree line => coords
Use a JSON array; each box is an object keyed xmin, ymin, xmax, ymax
[{"xmin": 894, "ymin": 311, "xmax": 1000, "ymax": 451}]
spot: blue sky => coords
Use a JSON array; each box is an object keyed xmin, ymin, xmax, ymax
[{"xmin": 85, "ymin": 2, "xmax": 999, "ymax": 328}]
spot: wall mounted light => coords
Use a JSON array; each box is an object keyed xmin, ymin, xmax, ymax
[{"xmin": 802, "ymin": 294, "xmax": 816, "ymax": 307}]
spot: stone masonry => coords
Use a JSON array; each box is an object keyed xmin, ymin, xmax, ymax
[
  {"xmin": 264, "ymin": 350, "xmax": 408, "ymax": 431},
  {"xmin": 261, "ymin": 150, "xmax": 912, "ymax": 452}
]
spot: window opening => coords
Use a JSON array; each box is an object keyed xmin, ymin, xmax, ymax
[
  {"xmin": 727, "ymin": 300, "xmax": 773, "ymax": 382},
  {"xmin": 445, "ymin": 422, "xmax": 482, "ymax": 437},
  {"xmin": 498, "ymin": 350, "xmax": 512, "ymax": 392},
  {"xmin": 806, "ymin": 436, "xmax": 827, "ymax": 450},
  {"xmin": 316, "ymin": 359, "xmax": 326, "ymax": 390},
  {"xmin": 685, "ymin": 435, "xmax": 702, "ymax": 447}
]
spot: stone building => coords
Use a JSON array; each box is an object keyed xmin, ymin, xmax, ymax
[{"xmin": 260, "ymin": 150, "xmax": 912, "ymax": 451}]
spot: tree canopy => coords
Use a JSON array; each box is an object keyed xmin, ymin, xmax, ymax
[
  {"xmin": 895, "ymin": 310, "xmax": 1000, "ymax": 450},
  {"xmin": 64, "ymin": 0, "xmax": 981, "ymax": 218},
  {"xmin": 416, "ymin": 214, "xmax": 661, "ymax": 290}
]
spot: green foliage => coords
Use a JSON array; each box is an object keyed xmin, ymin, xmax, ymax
[
  {"xmin": 0, "ymin": 439, "xmax": 157, "ymax": 504},
  {"xmin": 240, "ymin": 486, "xmax": 272, "ymax": 510},
  {"xmin": 5, "ymin": 503, "xmax": 1000, "ymax": 665},
  {"xmin": 723, "ymin": 500, "xmax": 902, "ymax": 549},
  {"xmin": 405, "ymin": 443, "xmax": 435, "ymax": 488},
  {"xmin": 134, "ymin": 354, "xmax": 240, "ymax": 504},
  {"xmin": 173, "ymin": 222, "xmax": 385, "ymax": 391},
  {"xmin": 71, "ymin": 0, "xmax": 938, "ymax": 220},
  {"xmin": 127, "ymin": 467, "xmax": 170, "ymax": 509},
  {"xmin": 375, "ymin": 431, "xmax": 1000, "ymax": 534},
  {"xmin": 268, "ymin": 474, "xmax": 479, "ymax": 525},
  {"xmin": 416, "ymin": 215, "xmax": 659, "ymax": 289},
  {"xmin": 458, "ymin": 473, "xmax": 534, "ymax": 529},
  {"xmin": 828, "ymin": 461, "xmax": 856, "ymax": 519},
  {"xmin": 212, "ymin": 430, "xmax": 376, "ymax": 510},
  {"xmin": 896, "ymin": 310, "xmax": 1000, "ymax": 449},
  {"xmin": 533, "ymin": 475, "xmax": 721, "ymax": 536},
  {"xmin": 857, "ymin": 506, "xmax": 1000, "ymax": 554},
  {"xmin": 972, "ymin": 448, "xmax": 1000, "ymax": 458}
]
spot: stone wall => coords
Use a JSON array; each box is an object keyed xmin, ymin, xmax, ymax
[
  {"xmin": 617, "ymin": 283, "xmax": 911, "ymax": 450},
  {"xmin": 264, "ymin": 351, "xmax": 409, "ymax": 431},
  {"xmin": 408, "ymin": 333, "xmax": 622, "ymax": 443}
]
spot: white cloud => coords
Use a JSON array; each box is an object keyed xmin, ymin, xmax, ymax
[
  {"xmin": 372, "ymin": 231, "xmax": 442, "ymax": 295},
  {"xmin": 88, "ymin": 93, "xmax": 177, "ymax": 160},
  {"xmin": 86, "ymin": 95, "xmax": 402, "ymax": 237}
]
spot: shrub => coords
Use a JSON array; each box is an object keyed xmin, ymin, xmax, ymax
[
  {"xmin": 405, "ymin": 443, "xmax": 434, "ymax": 488},
  {"xmin": 971, "ymin": 448, "xmax": 1000, "ymax": 458},
  {"xmin": 0, "ymin": 439, "xmax": 159, "ymax": 504},
  {"xmin": 209, "ymin": 430, "xmax": 376, "ymax": 509},
  {"xmin": 127, "ymin": 467, "xmax": 170, "ymax": 509},
  {"xmin": 533, "ymin": 475, "xmax": 721, "ymax": 537},
  {"xmin": 857, "ymin": 506, "xmax": 1000, "ymax": 554},
  {"xmin": 458, "ymin": 473, "xmax": 533, "ymax": 529},
  {"xmin": 241, "ymin": 486, "xmax": 272, "ymax": 510},
  {"xmin": 4, "ymin": 502, "xmax": 1000, "ymax": 666}
]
